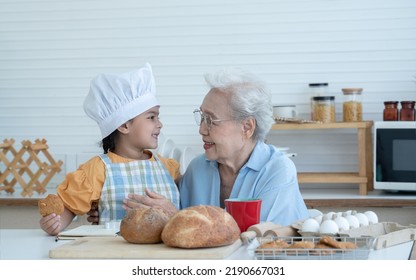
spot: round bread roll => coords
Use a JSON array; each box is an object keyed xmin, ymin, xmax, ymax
[
  {"xmin": 161, "ymin": 205, "xmax": 240, "ymax": 248},
  {"xmin": 38, "ymin": 194, "xmax": 64, "ymax": 217},
  {"xmin": 120, "ymin": 206, "xmax": 171, "ymax": 244}
]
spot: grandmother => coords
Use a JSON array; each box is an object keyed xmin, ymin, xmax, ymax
[{"xmin": 107, "ymin": 67, "xmax": 309, "ymax": 226}]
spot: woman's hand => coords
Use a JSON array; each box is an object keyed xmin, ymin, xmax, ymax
[{"xmin": 123, "ymin": 188, "xmax": 178, "ymax": 217}]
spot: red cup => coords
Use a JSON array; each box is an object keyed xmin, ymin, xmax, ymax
[{"xmin": 224, "ymin": 198, "xmax": 262, "ymax": 232}]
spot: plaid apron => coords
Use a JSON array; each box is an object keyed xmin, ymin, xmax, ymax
[{"xmin": 97, "ymin": 153, "xmax": 179, "ymax": 224}]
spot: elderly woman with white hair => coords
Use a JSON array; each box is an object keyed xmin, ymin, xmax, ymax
[{"xmin": 122, "ymin": 67, "xmax": 309, "ymax": 226}]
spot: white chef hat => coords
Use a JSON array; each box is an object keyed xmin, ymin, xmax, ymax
[{"xmin": 83, "ymin": 63, "xmax": 159, "ymax": 139}]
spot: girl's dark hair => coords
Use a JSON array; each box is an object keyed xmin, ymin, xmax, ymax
[{"xmin": 101, "ymin": 130, "xmax": 119, "ymax": 154}]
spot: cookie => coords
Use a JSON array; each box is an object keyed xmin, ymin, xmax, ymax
[
  {"xmin": 38, "ymin": 194, "xmax": 64, "ymax": 217},
  {"xmin": 319, "ymin": 235, "xmax": 357, "ymax": 250},
  {"xmin": 310, "ymin": 243, "xmax": 335, "ymax": 255},
  {"xmin": 288, "ymin": 241, "xmax": 315, "ymax": 249},
  {"xmin": 258, "ymin": 239, "xmax": 290, "ymax": 249}
]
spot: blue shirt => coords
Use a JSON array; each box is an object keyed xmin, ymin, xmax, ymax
[{"xmin": 179, "ymin": 141, "xmax": 309, "ymax": 226}]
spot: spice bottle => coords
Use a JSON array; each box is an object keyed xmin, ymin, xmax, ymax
[
  {"xmin": 309, "ymin": 83, "xmax": 329, "ymax": 120},
  {"xmin": 342, "ymin": 88, "xmax": 363, "ymax": 122},
  {"xmin": 383, "ymin": 101, "xmax": 399, "ymax": 121},
  {"xmin": 399, "ymin": 101, "xmax": 415, "ymax": 121},
  {"xmin": 312, "ymin": 96, "xmax": 335, "ymax": 123}
]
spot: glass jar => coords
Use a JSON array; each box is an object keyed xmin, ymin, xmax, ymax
[
  {"xmin": 312, "ymin": 96, "xmax": 335, "ymax": 123},
  {"xmin": 342, "ymin": 88, "xmax": 363, "ymax": 122},
  {"xmin": 383, "ymin": 101, "xmax": 399, "ymax": 121},
  {"xmin": 399, "ymin": 101, "xmax": 415, "ymax": 121},
  {"xmin": 309, "ymin": 83, "xmax": 329, "ymax": 120}
]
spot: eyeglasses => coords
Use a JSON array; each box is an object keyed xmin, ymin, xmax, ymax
[{"xmin": 193, "ymin": 109, "xmax": 231, "ymax": 130}]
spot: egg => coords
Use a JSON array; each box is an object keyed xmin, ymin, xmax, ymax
[
  {"xmin": 301, "ymin": 218, "xmax": 320, "ymax": 233},
  {"xmin": 323, "ymin": 212, "xmax": 336, "ymax": 221},
  {"xmin": 308, "ymin": 209, "xmax": 323, "ymax": 218},
  {"xmin": 354, "ymin": 213, "xmax": 369, "ymax": 227},
  {"xmin": 343, "ymin": 210, "xmax": 353, "ymax": 216},
  {"xmin": 334, "ymin": 216, "xmax": 350, "ymax": 231},
  {"xmin": 313, "ymin": 215, "xmax": 323, "ymax": 224},
  {"xmin": 345, "ymin": 215, "xmax": 360, "ymax": 229},
  {"xmin": 364, "ymin": 211, "xmax": 379, "ymax": 224},
  {"xmin": 319, "ymin": 219, "xmax": 339, "ymax": 235}
]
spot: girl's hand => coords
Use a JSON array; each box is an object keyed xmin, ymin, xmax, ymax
[{"xmin": 39, "ymin": 213, "xmax": 62, "ymax": 236}]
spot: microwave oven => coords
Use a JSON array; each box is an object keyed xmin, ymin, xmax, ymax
[{"xmin": 373, "ymin": 121, "xmax": 416, "ymax": 191}]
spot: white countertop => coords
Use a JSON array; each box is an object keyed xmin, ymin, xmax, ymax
[{"xmin": 0, "ymin": 229, "xmax": 413, "ymax": 260}]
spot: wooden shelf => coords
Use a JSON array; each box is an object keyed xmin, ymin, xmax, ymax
[
  {"xmin": 0, "ymin": 197, "xmax": 39, "ymax": 206},
  {"xmin": 271, "ymin": 121, "xmax": 374, "ymax": 195},
  {"xmin": 298, "ymin": 172, "xmax": 367, "ymax": 184},
  {"xmin": 271, "ymin": 121, "xmax": 373, "ymax": 130},
  {"xmin": 305, "ymin": 198, "xmax": 416, "ymax": 208},
  {"xmin": 301, "ymin": 188, "xmax": 416, "ymax": 208}
]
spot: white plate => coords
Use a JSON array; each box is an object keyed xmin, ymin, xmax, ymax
[
  {"xmin": 169, "ymin": 146, "xmax": 182, "ymax": 162},
  {"xmin": 159, "ymin": 138, "xmax": 175, "ymax": 158},
  {"xmin": 180, "ymin": 146, "xmax": 196, "ymax": 174}
]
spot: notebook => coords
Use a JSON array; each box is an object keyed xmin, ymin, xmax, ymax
[{"xmin": 56, "ymin": 224, "xmax": 119, "ymax": 240}]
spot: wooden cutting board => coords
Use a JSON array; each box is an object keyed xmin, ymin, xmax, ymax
[{"xmin": 49, "ymin": 236, "xmax": 242, "ymax": 259}]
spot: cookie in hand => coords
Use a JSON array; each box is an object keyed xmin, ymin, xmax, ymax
[{"xmin": 38, "ymin": 194, "xmax": 64, "ymax": 217}]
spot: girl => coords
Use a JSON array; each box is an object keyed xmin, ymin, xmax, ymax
[{"xmin": 39, "ymin": 63, "xmax": 180, "ymax": 236}]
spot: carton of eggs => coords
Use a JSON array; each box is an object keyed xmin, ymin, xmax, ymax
[{"xmin": 297, "ymin": 209, "xmax": 379, "ymax": 236}]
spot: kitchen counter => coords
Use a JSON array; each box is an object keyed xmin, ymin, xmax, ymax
[{"xmin": 0, "ymin": 229, "xmax": 413, "ymax": 260}]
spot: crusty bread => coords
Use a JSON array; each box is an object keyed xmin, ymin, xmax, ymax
[
  {"xmin": 161, "ymin": 205, "xmax": 241, "ymax": 248},
  {"xmin": 38, "ymin": 194, "xmax": 64, "ymax": 217},
  {"xmin": 120, "ymin": 206, "xmax": 172, "ymax": 244}
]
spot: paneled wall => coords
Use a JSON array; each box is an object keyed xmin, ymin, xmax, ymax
[{"xmin": 1, "ymin": 0, "xmax": 415, "ymax": 189}]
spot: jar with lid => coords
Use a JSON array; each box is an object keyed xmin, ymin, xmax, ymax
[
  {"xmin": 312, "ymin": 96, "xmax": 335, "ymax": 123},
  {"xmin": 399, "ymin": 101, "xmax": 415, "ymax": 121},
  {"xmin": 383, "ymin": 101, "xmax": 398, "ymax": 121},
  {"xmin": 342, "ymin": 88, "xmax": 363, "ymax": 122},
  {"xmin": 309, "ymin": 83, "xmax": 329, "ymax": 120}
]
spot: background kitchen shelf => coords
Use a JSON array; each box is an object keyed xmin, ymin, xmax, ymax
[{"xmin": 271, "ymin": 121, "xmax": 373, "ymax": 195}]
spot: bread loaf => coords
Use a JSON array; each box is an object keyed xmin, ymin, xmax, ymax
[
  {"xmin": 38, "ymin": 194, "xmax": 64, "ymax": 217},
  {"xmin": 120, "ymin": 206, "xmax": 171, "ymax": 244},
  {"xmin": 161, "ymin": 205, "xmax": 240, "ymax": 248}
]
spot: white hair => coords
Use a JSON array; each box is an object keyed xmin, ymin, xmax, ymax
[{"xmin": 204, "ymin": 67, "xmax": 274, "ymax": 141}]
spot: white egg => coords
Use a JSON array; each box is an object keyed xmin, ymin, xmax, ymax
[
  {"xmin": 314, "ymin": 215, "xmax": 323, "ymax": 224},
  {"xmin": 301, "ymin": 218, "xmax": 320, "ymax": 233},
  {"xmin": 308, "ymin": 209, "xmax": 323, "ymax": 218},
  {"xmin": 323, "ymin": 212, "xmax": 336, "ymax": 221},
  {"xmin": 335, "ymin": 212, "xmax": 343, "ymax": 218},
  {"xmin": 334, "ymin": 216, "xmax": 350, "ymax": 231},
  {"xmin": 343, "ymin": 210, "xmax": 353, "ymax": 216},
  {"xmin": 354, "ymin": 213, "xmax": 369, "ymax": 227},
  {"xmin": 364, "ymin": 211, "xmax": 379, "ymax": 224},
  {"xmin": 319, "ymin": 219, "xmax": 339, "ymax": 235},
  {"xmin": 345, "ymin": 215, "xmax": 360, "ymax": 229}
]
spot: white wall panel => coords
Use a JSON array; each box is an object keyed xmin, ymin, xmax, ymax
[{"xmin": 0, "ymin": 0, "xmax": 415, "ymax": 190}]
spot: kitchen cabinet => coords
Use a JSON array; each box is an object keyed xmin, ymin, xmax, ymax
[{"xmin": 270, "ymin": 121, "xmax": 373, "ymax": 195}]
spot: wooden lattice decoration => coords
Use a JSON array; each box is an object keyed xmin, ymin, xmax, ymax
[{"xmin": 0, "ymin": 138, "xmax": 63, "ymax": 197}]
